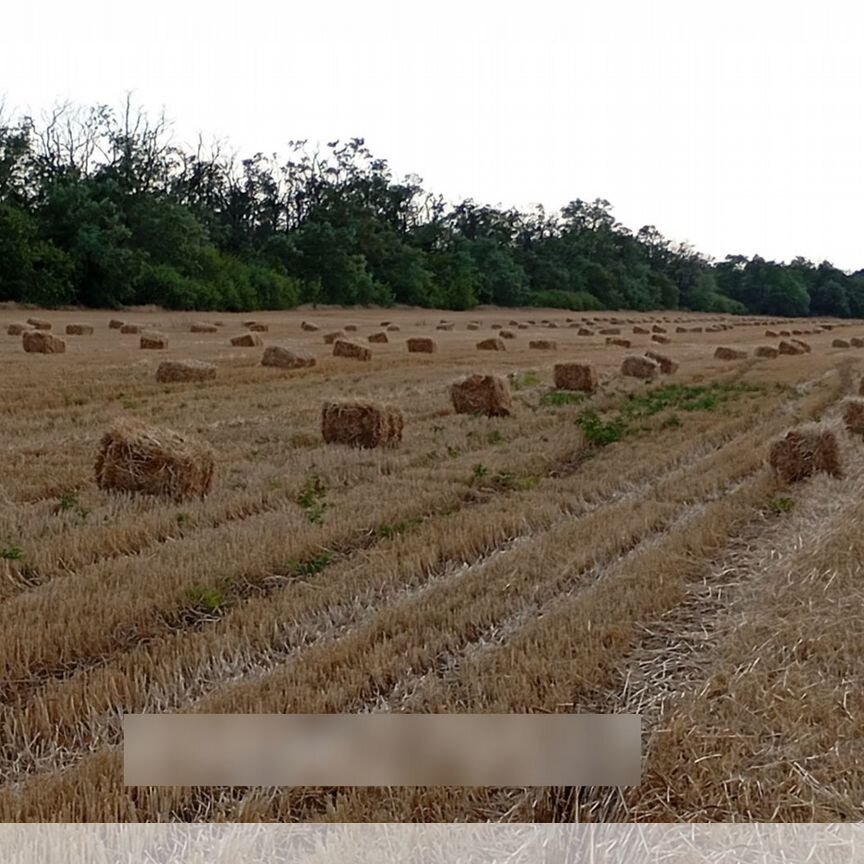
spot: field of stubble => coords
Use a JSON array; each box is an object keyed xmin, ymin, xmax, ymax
[{"xmin": 1, "ymin": 305, "xmax": 863, "ymax": 823}]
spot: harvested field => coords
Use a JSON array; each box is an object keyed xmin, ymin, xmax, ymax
[{"xmin": 0, "ymin": 306, "xmax": 862, "ymax": 825}]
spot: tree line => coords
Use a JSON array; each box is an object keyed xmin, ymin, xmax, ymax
[{"xmin": 1, "ymin": 99, "xmax": 862, "ymax": 317}]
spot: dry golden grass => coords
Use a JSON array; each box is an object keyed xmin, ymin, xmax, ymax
[{"xmin": 0, "ymin": 305, "xmax": 863, "ymax": 822}]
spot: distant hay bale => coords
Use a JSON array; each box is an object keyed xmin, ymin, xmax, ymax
[
  {"xmin": 407, "ymin": 337, "xmax": 437, "ymax": 353},
  {"xmin": 477, "ymin": 338, "xmax": 506, "ymax": 351},
  {"xmin": 690, "ymin": 327, "xmax": 703, "ymax": 333},
  {"xmin": 599, "ymin": 328, "xmax": 620, "ymax": 335},
  {"xmin": 755, "ymin": 345, "xmax": 779, "ymax": 358},
  {"xmin": 467, "ymin": 322, "xmax": 480, "ymax": 330},
  {"xmin": 7, "ymin": 322, "xmax": 29, "ymax": 335},
  {"xmin": 230, "ymin": 333, "xmax": 263, "ymax": 347},
  {"xmin": 321, "ymin": 401, "xmax": 404, "ymax": 449},
  {"xmin": 368, "ymin": 331, "xmax": 389, "ymax": 344},
  {"xmin": 333, "ymin": 339, "xmax": 372, "ymax": 361},
  {"xmin": 190, "ymin": 322, "xmax": 218, "ymax": 333},
  {"xmin": 109, "ymin": 319, "xmax": 124, "ymax": 330},
  {"xmin": 778, "ymin": 340, "xmax": 803, "ymax": 355},
  {"xmin": 26, "ymin": 317, "xmax": 51, "ymax": 330},
  {"xmin": 301, "ymin": 321, "xmax": 319, "ymax": 332},
  {"xmin": 517, "ymin": 323, "xmax": 529, "ymax": 330},
  {"xmin": 529, "ymin": 339, "xmax": 557, "ymax": 350},
  {"xmin": 578, "ymin": 328, "xmax": 594, "ymax": 336},
  {"xmin": 633, "ymin": 326, "xmax": 650, "ymax": 334},
  {"xmin": 491, "ymin": 324, "xmax": 503, "ymax": 330},
  {"xmin": 851, "ymin": 337, "xmax": 864, "ymax": 348},
  {"xmin": 858, "ymin": 378, "xmax": 864, "ymax": 397},
  {"xmin": 140, "ymin": 332, "xmax": 167, "ymax": 349},
  {"xmin": 554, "ymin": 363, "xmax": 597, "ymax": 392},
  {"xmin": 714, "ymin": 346, "xmax": 746, "ymax": 360},
  {"xmin": 386, "ymin": 325, "xmax": 400, "ymax": 332},
  {"xmin": 644, "ymin": 350, "xmax": 678, "ymax": 374},
  {"xmin": 547, "ymin": 322, "xmax": 559, "ymax": 329},
  {"xmin": 765, "ymin": 329, "xmax": 778, "ymax": 337},
  {"xmin": 344, "ymin": 324, "xmax": 358, "ymax": 332},
  {"xmin": 509, "ymin": 319, "xmax": 520, "ymax": 326},
  {"xmin": 842, "ymin": 399, "xmax": 864, "ymax": 435},
  {"xmin": 621, "ymin": 355, "xmax": 659, "ymax": 379},
  {"xmin": 832, "ymin": 338, "xmax": 850, "ymax": 349},
  {"xmin": 779, "ymin": 330, "xmax": 791, "ymax": 337},
  {"xmin": 792, "ymin": 338, "xmax": 811, "ymax": 353},
  {"xmin": 262, "ymin": 345, "xmax": 316, "ymax": 369},
  {"xmin": 651, "ymin": 334, "xmax": 670, "ymax": 344},
  {"xmin": 323, "ymin": 330, "xmax": 345, "ymax": 344},
  {"xmin": 675, "ymin": 326, "xmax": 687, "ymax": 333},
  {"xmin": 22, "ymin": 331, "xmax": 65, "ymax": 354},
  {"xmin": 65, "ymin": 324, "xmax": 93, "ymax": 335},
  {"xmin": 606, "ymin": 337, "xmax": 631, "ymax": 348},
  {"xmin": 156, "ymin": 360, "xmax": 217, "ymax": 383},
  {"xmin": 120, "ymin": 324, "xmax": 142, "ymax": 334},
  {"xmin": 451, "ymin": 373, "xmax": 512, "ymax": 417},
  {"xmin": 95, "ymin": 417, "xmax": 214, "ymax": 500},
  {"xmin": 768, "ymin": 424, "xmax": 842, "ymax": 484},
  {"xmin": 500, "ymin": 329, "xmax": 517, "ymax": 339},
  {"xmin": 651, "ymin": 325, "xmax": 666, "ymax": 333},
  {"xmin": 247, "ymin": 322, "xmax": 269, "ymax": 332},
  {"xmin": 436, "ymin": 322, "xmax": 455, "ymax": 331}
]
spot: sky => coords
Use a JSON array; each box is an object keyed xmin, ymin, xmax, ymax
[{"xmin": 3, "ymin": 0, "xmax": 864, "ymax": 270}]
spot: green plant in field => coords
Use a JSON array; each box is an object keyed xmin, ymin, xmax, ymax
[
  {"xmin": 511, "ymin": 371, "xmax": 541, "ymax": 391},
  {"xmin": 768, "ymin": 496, "xmax": 795, "ymax": 515},
  {"xmin": 186, "ymin": 585, "xmax": 225, "ymax": 613},
  {"xmin": 288, "ymin": 551, "xmax": 333, "ymax": 578},
  {"xmin": 0, "ymin": 545, "xmax": 23, "ymax": 561},
  {"xmin": 471, "ymin": 463, "xmax": 489, "ymax": 484},
  {"xmin": 446, "ymin": 445, "xmax": 461, "ymax": 459},
  {"xmin": 56, "ymin": 490, "xmax": 89, "ymax": 520},
  {"xmin": 541, "ymin": 391, "xmax": 586, "ymax": 408},
  {"xmin": 661, "ymin": 413, "xmax": 682, "ymax": 429},
  {"xmin": 486, "ymin": 429, "xmax": 505, "ymax": 445},
  {"xmin": 576, "ymin": 412, "xmax": 627, "ymax": 447},
  {"xmin": 297, "ymin": 471, "xmax": 327, "ymax": 523},
  {"xmin": 622, "ymin": 382, "xmax": 761, "ymax": 421},
  {"xmin": 378, "ymin": 517, "xmax": 423, "ymax": 539}
]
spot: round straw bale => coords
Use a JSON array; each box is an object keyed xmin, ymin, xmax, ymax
[
  {"xmin": 262, "ymin": 345, "xmax": 316, "ymax": 369},
  {"xmin": 65, "ymin": 324, "xmax": 94, "ymax": 335},
  {"xmin": 120, "ymin": 324, "xmax": 142, "ymax": 334},
  {"xmin": 714, "ymin": 346, "xmax": 747, "ymax": 360},
  {"xmin": 368, "ymin": 331, "xmax": 389, "ymax": 344},
  {"xmin": 95, "ymin": 417, "xmax": 214, "ymax": 500},
  {"xmin": 644, "ymin": 350, "xmax": 678, "ymax": 374},
  {"xmin": 22, "ymin": 331, "xmax": 65, "ymax": 353},
  {"xmin": 755, "ymin": 345, "xmax": 779, "ymax": 358},
  {"xmin": 529, "ymin": 339, "xmax": 557, "ymax": 350},
  {"xmin": 246, "ymin": 322, "xmax": 269, "ymax": 332},
  {"xmin": 621, "ymin": 355, "xmax": 658, "ymax": 379},
  {"xmin": 230, "ymin": 333, "xmax": 263, "ymax": 347},
  {"xmin": 190, "ymin": 322, "xmax": 218, "ymax": 333},
  {"xmin": 333, "ymin": 339, "xmax": 372, "ymax": 361},
  {"xmin": 7, "ymin": 322, "xmax": 30, "ymax": 335},
  {"xmin": 26, "ymin": 317, "xmax": 51, "ymax": 330},
  {"xmin": 156, "ymin": 360, "xmax": 217, "ymax": 383},
  {"xmin": 451, "ymin": 374, "xmax": 512, "ymax": 417},
  {"xmin": 301, "ymin": 321, "xmax": 319, "ymax": 332},
  {"xmin": 321, "ymin": 401, "xmax": 404, "ymax": 449},
  {"xmin": 323, "ymin": 330, "xmax": 345, "ymax": 344},
  {"xmin": 109, "ymin": 319, "xmax": 125, "ymax": 329},
  {"xmin": 832, "ymin": 338, "xmax": 850, "ymax": 349},
  {"xmin": 407, "ymin": 337, "xmax": 437, "ymax": 353},
  {"xmin": 768, "ymin": 424, "xmax": 842, "ymax": 484},
  {"xmin": 140, "ymin": 332, "xmax": 167, "ymax": 349},
  {"xmin": 651, "ymin": 334, "xmax": 670, "ymax": 344},
  {"xmin": 554, "ymin": 363, "xmax": 597, "ymax": 392},
  {"xmin": 477, "ymin": 338, "xmax": 506, "ymax": 351},
  {"xmin": 842, "ymin": 398, "xmax": 864, "ymax": 435}
]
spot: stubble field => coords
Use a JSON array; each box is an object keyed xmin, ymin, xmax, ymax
[{"xmin": 1, "ymin": 305, "xmax": 863, "ymax": 823}]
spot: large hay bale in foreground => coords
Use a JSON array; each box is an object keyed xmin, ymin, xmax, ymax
[
  {"xmin": 368, "ymin": 331, "xmax": 389, "ymax": 344},
  {"xmin": 190, "ymin": 322, "xmax": 218, "ymax": 333},
  {"xmin": 529, "ymin": 339, "xmax": 557, "ymax": 350},
  {"xmin": 95, "ymin": 417, "xmax": 214, "ymax": 500},
  {"xmin": 333, "ymin": 339, "xmax": 371, "ymax": 361},
  {"xmin": 140, "ymin": 332, "xmax": 167, "ymax": 349},
  {"xmin": 644, "ymin": 350, "xmax": 678, "ymax": 374},
  {"xmin": 26, "ymin": 317, "xmax": 51, "ymax": 330},
  {"xmin": 407, "ymin": 337, "xmax": 437, "ymax": 353},
  {"xmin": 65, "ymin": 324, "xmax": 94, "ymax": 335},
  {"xmin": 768, "ymin": 425, "xmax": 841, "ymax": 484},
  {"xmin": 230, "ymin": 333, "xmax": 263, "ymax": 347},
  {"xmin": 778, "ymin": 340, "xmax": 804, "ymax": 355},
  {"xmin": 621, "ymin": 355, "xmax": 658, "ymax": 379},
  {"xmin": 262, "ymin": 345, "xmax": 316, "ymax": 369},
  {"xmin": 832, "ymin": 338, "xmax": 850, "ymax": 349},
  {"xmin": 323, "ymin": 330, "xmax": 345, "ymax": 345},
  {"xmin": 755, "ymin": 345, "xmax": 779, "ymax": 358},
  {"xmin": 842, "ymin": 399, "xmax": 864, "ymax": 435},
  {"xmin": 554, "ymin": 363, "xmax": 597, "ymax": 392},
  {"xmin": 851, "ymin": 337, "xmax": 864, "ymax": 348},
  {"xmin": 22, "ymin": 331, "xmax": 65, "ymax": 354},
  {"xmin": 321, "ymin": 401, "xmax": 404, "ymax": 449},
  {"xmin": 120, "ymin": 324, "xmax": 142, "ymax": 334},
  {"xmin": 714, "ymin": 346, "xmax": 746, "ymax": 360},
  {"xmin": 451, "ymin": 374, "xmax": 512, "ymax": 417},
  {"xmin": 109, "ymin": 319, "xmax": 125, "ymax": 329},
  {"xmin": 477, "ymin": 338, "xmax": 506, "ymax": 351},
  {"xmin": 247, "ymin": 322, "xmax": 269, "ymax": 332},
  {"xmin": 7, "ymin": 322, "xmax": 29, "ymax": 335},
  {"xmin": 156, "ymin": 360, "xmax": 217, "ymax": 383}
]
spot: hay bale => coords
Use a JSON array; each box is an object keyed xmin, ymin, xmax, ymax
[
  {"xmin": 95, "ymin": 417, "xmax": 214, "ymax": 500},
  {"xmin": 842, "ymin": 399, "xmax": 864, "ymax": 435},
  {"xmin": 386, "ymin": 325, "xmax": 400, "ymax": 332},
  {"xmin": 407, "ymin": 337, "xmax": 437, "ymax": 353},
  {"xmin": 22, "ymin": 331, "xmax": 65, "ymax": 354},
  {"xmin": 368, "ymin": 331, "xmax": 389, "ymax": 344},
  {"xmin": 651, "ymin": 334, "xmax": 670, "ymax": 344},
  {"xmin": 140, "ymin": 332, "xmax": 167, "ymax": 349},
  {"xmin": 477, "ymin": 338, "xmax": 506, "ymax": 351},
  {"xmin": 230, "ymin": 333, "xmax": 263, "ymax": 347},
  {"xmin": 529, "ymin": 339, "xmax": 557, "ymax": 350},
  {"xmin": 517, "ymin": 323, "xmax": 529, "ymax": 330},
  {"xmin": 755, "ymin": 345, "xmax": 779, "ymax": 358},
  {"xmin": 451, "ymin": 374, "xmax": 512, "ymax": 417},
  {"xmin": 323, "ymin": 330, "xmax": 345, "ymax": 344},
  {"xmin": 651, "ymin": 325, "xmax": 667, "ymax": 333},
  {"xmin": 599, "ymin": 328, "xmax": 620, "ymax": 335},
  {"xmin": 578, "ymin": 328, "xmax": 594, "ymax": 336},
  {"xmin": 344, "ymin": 324, "xmax": 358, "ymax": 332},
  {"xmin": 26, "ymin": 317, "xmax": 51, "ymax": 330},
  {"xmin": 832, "ymin": 338, "xmax": 850, "ymax": 349},
  {"xmin": 768, "ymin": 425, "xmax": 842, "ymax": 484},
  {"xmin": 714, "ymin": 346, "xmax": 746, "ymax": 360},
  {"xmin": 606, "ymin": 337, "xmax": 631, "ymax": 348},
  {"xmin": 765, "ymin": 329, "xmax": 778, "ymax": 337},
  {"xmin": 301, "ymin": 321, "xmax": 319, "ymax": 332},
  {"xmin": 436, "ymin": 322, "xmax": 455, "ymax": 331},
  {"xmin": 65, "ymin": 324, "xmax": 94, "ymax": 335},
  {"xmin": 547, "ymin": 322, "xmax": 559, "ymax": 329},
  {"xmin": 675, "ymin": 326, "xmax": 687, "ymax": 333},
  {"xmin": 778, "ymin": 340, "xmax": 804, "ymax": 355},
  {"xmin": 467, "ymin": 322, "xmax": 480, "ymax": 330},
  {"xmin": 247, "ymin": 322, "xmax": 269, "ymax": 332},
  {"xmin": 690, "ymin": 327, "xmax": 703, "ymax": 333},
  {"xmin": 792, "ymin": 339, "xmax": 811, "ymax": 353},
  {"xmin": 156, "ymin": 360, "xmax": 217, "ymax": 383},
  {"xmin": 644, "ymin": 350, "xmax": 678, "ymax": 374},
  {"xmin": 554, "ymin": 363, "xmax": 597, "ymax": 392},
  {"xmin": 262, "ymin": 345, "xmax": 316, "ymax": 369},
  {"xmin": 779, "ymin": 330, "xmax": 791, "ymax": 337},
  {"xmin": 321, "ymin": 401, "xmax": 404, "ymax": 449},
  {"xmin": 633, "ymin": 326, "xmax": 650, "ymax": 334},
  {"xmin": 7, "ymin": 322, "xmax": 29, "ymax": 335},
  {"xmin": 621, "ymin": 355, "xmax": 658, "ymax": 379},
  {"xmin": 500, "ymin": 329, "xmax": 517, "ymax": 340},
  {"xmin": 190, "ymin": 322, "xmax": 218, "ymax": 333},
  {"xmin": 851, "ymin": 337, "xmax": 864, "ymax": 348},
  {"xmin": 333, "ymin": 339, "xmax": 372, "ymax": 361},
  {"xmin": 491, "ymin": 324, "xmax": 503, "ymax": 330},
  {"xmin": 120, "ymin": 324, "xmax": 142, "ymax": 334},
  {"xmin": 109, "ymin": 319, "xmax": 124, "ymax": 329}
]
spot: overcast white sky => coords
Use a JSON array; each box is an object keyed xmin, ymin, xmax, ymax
[{"xmin": 3, "ymin": 0, "xmax": 863, "ymax": 270}]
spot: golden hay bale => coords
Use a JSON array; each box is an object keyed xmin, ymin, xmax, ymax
[
  {"xmin": 651, "ymin": 325, "xmax": 667, "ymax": 333},
  {"xmin": 451, "ymin": 373, "xmax": 512, "ymax": 417},
  {"xmin": 368, "ymin": 331, "xmax": 389, "ymax": 344},
  {"xmin": 842, "ymin": 399, "xmax": 864, "ymax": 435},
  {"xmin": 714, "ymin": 346, "xmax": 746, "ymax": 360},
  {"xmin": 509, "ymin": 319, "xmax": 520, "ymax": 326},
  {"xmin": 22, "ymin": 331, "xmax": 65, "ymax": 354},
  {"xmin": 599, "ymin": 328, "xmax": 620, "ymax": 335},
  {"xmin": 765, "ymin": 329, "xmax": 778, "ymax": 337},
  {"xmin": 778, "ymin": 340, "xmax": 803, "ymax": 355},
  {"xmin": 333, "ymin": 339, "xmax": 372, "ymax": 361},
  {"xmin": 301, "ymin": 321, "xmax": 319, "ymax": 332},
  {"xmin": 500, "ymin": 329, "xmax": 517, "ymax": 339},
  {"xmin": 554, "ymin": 363, "xmax": 597, "ymax": 392},
  {"xmin": 323, "ymin": 330, "xmax": 345, "ymax": 344},
  {"xmin": 832, "ymin": 338, "xmax": 850, "ymax": 349},
  {"xmin": 621, "ymin": 355, "xmax": 659, "ymax": 379},
  {"xmin": 546, "ymin": 322, "xmax": 559, "ymax": 329},
  {"xmin": 529, "ymin": 339, "xmax": 557, "ymax": 350},
  {"xmin": 344, "ymin": 324, "xmax": 358, "ymax": 332},
  {"xmin": 651, "ymin": 334, "xmax": 670, "ymax": 344},
  {"xmin": 321, "ymin": 401, "xmax": 404, "ymax": 449},
  {"xmin": 26, "ymin": 317, "xmax": 51, "ymax": 330},
  {"xmin": 755, "ymin": 345, "xmax": 779, "ymax": 358},
  {"xmin": 675, "ymin": 326, "xmax": 687, "ymax": 333},
  {"xmin": 190, "ymin": 322, "xmax": 218, "ymax": 333},
  {"xmin": 851, "ymin": 337, "xmax": 864, "ymax": 348},
  {"xmin": 386, "ymin": 324, "xmax": 401, "ymax": 332},
  {"xmin": 491, "ymin": 323, "xmax": 503, "ymax": 330},
  {"xmin": 779, "ymin": 329, "xmax": 791, "ymax": 337},
  {"xmin": 517, "ymin": 323, "xmax": 529, "ymax": 330},
  {"xmin": 690, "ymin": 326, "xmax": 703, "ymax": 333},
  {"xmin": 477, "ymin": 338, "xmax": 506, "ymax": 351},
  {"xmin": 768, "ymin": 425, "xmax": 841, "ymax": 484},
  {"xmin": 644, "ymin": 350, "xmax": 678, "ymax": 374},
  {"xmin": 467, "ymin": 322, "xmax": 480, "ymax": 330},
  {"xmin": 230, "ymin": 333, "xmax": 263, "ymax": 347},
  {"xmin": 247, "ymin": 322, "xmax": 269, "ymax": 332},
  {"xmin": 140, "ymin": 332, "xmax": 168, "ymax": 349},
  {"xmin": 261, "ymin": 345, "xmax": 316, "ymax": 369},
  {"xmin": 578, "ymin": 328, "xmax": 594, "ymax": 336},
  {"xmin": 65, "ymin": 324, "xmax": 94, "ymax": 335},
  {"xmin": 7, "ymin": 322, "xmax": 30, "ymax": 335},
  {"xmin": 407, "ymin": 337, "xmax": 437, "ymax": 353},
  {"xmin": 436, "ymin": 322, "xmax": 455, "ymax": 331},
  {"xmin": 156, "ymin": 360, "xmax": 217, "ymax": 383},
  {"xmin": 633, "ymin": 326, "xmax": 650, "ymax": 334},
  {"xmin": 95, "ymin": 417, "xmax": 214, "ymax": 500},
  {"xmin": 606, "ymin": 337, "xmax": 631, "ymax": 348},
  {"xmin": 109, "ymin": 319, "xmax": 125, "ymax": 329},
  {"xmin": 792, "ymin": 338, "xmax": 811, "ymax": 353},
  {"xmin": 120, "ymin": 324, "xmax": 142, "ymax": 334}
]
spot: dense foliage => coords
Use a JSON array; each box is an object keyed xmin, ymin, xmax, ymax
[{"xmin": 1, "ymin": 100, "xmax": 862, "ymax": 315}]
